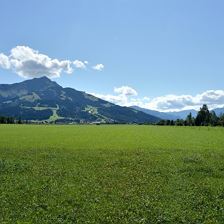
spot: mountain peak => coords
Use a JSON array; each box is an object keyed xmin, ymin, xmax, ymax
[
  {"xmin": 21, "ymin": 76, "xmax": 61, "ymax": 90},
  {"xmin": 28, "ymin": 76, "xmax": 53, "ymax": 84},
  {"xmin": 0, "ymin": 78, "xmax": 160, "ymax": 124},
  {"xmin": 33, "ymin": 76, "xmax": 51, "ymax": 81}
]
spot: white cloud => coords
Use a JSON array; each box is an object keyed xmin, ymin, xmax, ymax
[
  {"xmin": 91, "ymin": 88, "xmax": 224, "ymax": 112},
  {"xmin": 0, "ymin": 46, "xmax": 104, "ymax": 78},
  {"xmin": 147, "ymin": 90, "xmax": 224, "ymax": 112},
  {"xmin": 91, "ymin": 86, "xmax": 141, "ymax": 107},
  {"xmin": 0, "ymin": 53, "xmax": 10, "ymax": 69},
  {"xmin": 92, "ymin": 63, "xmax": 104, "ymax": 71},
  {"xmin": 114, "ymin": 86, "xmax": 138, "ymax": 96},
  {"xmin": 73, "ymin": 60, "xmax": 86, "ymax": 69},
  {"xmin": 0, "ymin": 46, "xmax": 73, "ymax": 78},
  {"xmin": 147, "ymin": 94, "xmax": 194, "ymax": 111},
  {"xmin": 92, "ymin": 93, "xmax": 129, "ymax": 105}
]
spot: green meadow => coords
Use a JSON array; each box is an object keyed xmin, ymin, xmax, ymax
[{"xmin": 0, "ymin": 125, "xmax": 224, "ymax": 223}]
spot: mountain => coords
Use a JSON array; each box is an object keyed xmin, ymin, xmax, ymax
[
  {"xmin": 131, "ymin": 106, "xmax": 199, "ymax": 120},
  {"xmin": 131, "ymin": 106, "xmax": 179, "ymax": 120},
  {"xmin": 0, "ymin": 77, "xmax": 160, "ymax": 124},
  {"xmin": 167, "ymin": 110, "xmax": 198, "ymax": 119},
  {"xmin": 167, "ymin": 108, "xmax": 224, "ymax": 120},
  {"xmin": 132, "ymin": 105, "xmax": 224, "ymax": 121},
  {"xmin": 213, "ymin": 107, "xmax": 224, "ymax": 116}
]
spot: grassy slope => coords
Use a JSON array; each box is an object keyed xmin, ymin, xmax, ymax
[{"xmin": 0, "ymin": 125, "xmax": 224, "ymax": 223}]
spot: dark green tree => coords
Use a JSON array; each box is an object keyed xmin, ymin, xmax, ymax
[
  {"xmin": 186, "ymin": 112, "xmax": 193, "ymax": 126},
  {"xmin": 18, "ymin": 117, "xmax": 22, "ymax": 124},
  {"xmin": 219, "ymin": 114, "xmax": 224, "ymax": 126},
  {"xmin": 175, "ymin": 119, "xmax": 184, "ymax": 126},
  {"xmin": 195, "ymin": 104, "xmax": 210, "ymax": 126},
  {"xmin": 210, "ymin": 111, "xmax": 218, "ymax": 126},
  {"xmin": 157, "ymin": 120, "xmax": 166, "ymax": 125}
]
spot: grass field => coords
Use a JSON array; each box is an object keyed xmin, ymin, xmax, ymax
[{"xmin": 0, "ymin": 125, "xmax": 224, "ymax": 223}]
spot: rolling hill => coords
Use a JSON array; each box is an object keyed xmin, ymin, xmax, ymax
[{"xmin": 0, "ymin": 77, "xmax": 160, "ymax": 124}]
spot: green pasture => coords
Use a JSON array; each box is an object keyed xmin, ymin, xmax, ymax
[{"xmin": 0, "ymin": 125, "xmax": 224, "ymax": 223}]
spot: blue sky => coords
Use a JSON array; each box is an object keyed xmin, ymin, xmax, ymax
[{"xmin": 0, "ymin": 0, "xmax": 224, "ymax": 111}]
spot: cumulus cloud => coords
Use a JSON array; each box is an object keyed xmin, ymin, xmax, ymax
[
  {"xmin": 114, "ymin": 86, "xmax": 138, "ymax": 96},
  {"xmin": 92, "ymin": 86, "xmax": 142, "ymax": 107},
  {"xmin": 0, "ymin": 53, "xmax": 10, "ymax": 69},
  {"xmin": 91, "ymin": 88, "xmax": 224, "ymax": 112},
  {"xmin": 92, "ymin": 63, "xmax": 104, "ymax": 71},
  {"xmin": 92, "ymin": 93, "xmax": 129, "ymax": 105},
  {"xmin": 73, "ymin": 60, "xmax": 86, "ymax": 69},
  {"xmin": 147, "ymin": 90, "xmax": 224, "ymax": 112},
  {"xmin": 0, "ymin": 46, "xmax": 103, "ymax": 78},
  {"xmin": 2, "ymin": 46, "xmax": 74, "ymax": 78},
  {"xmin": 148, "ymin": 94, "xmax": 194, "ymax": 111}
]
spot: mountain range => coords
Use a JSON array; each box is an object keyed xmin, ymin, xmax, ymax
[
  {"xmin": 132, "ymin": 106, "xmax": 224, "ymax": 120},
  {"xmin": 0, "ymin": 77, "xmax": 160, "ymax": 124},
  {"xmin": 0, "ymin": 77, "xmax": 223, "ymax": 123},
  {"xmin": 213, "ymin": 107, "xmax": 224, "ymax": 116},
  {"xmin": 131, "ymin": 106, "xmax": 179, "ymax": 120}
]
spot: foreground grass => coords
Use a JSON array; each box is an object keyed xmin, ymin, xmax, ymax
[{"xmin": 0, "ymin": 125, "xmax": 224, "ymax": 223}]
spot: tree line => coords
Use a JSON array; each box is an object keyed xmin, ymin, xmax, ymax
[
  {"xmin": 0, "ymin": 116, "xmax": 22, "ymax": 124},
  {"xmin": 157, "ymin": 104, "xmax": 224, "ymax": 126}
]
